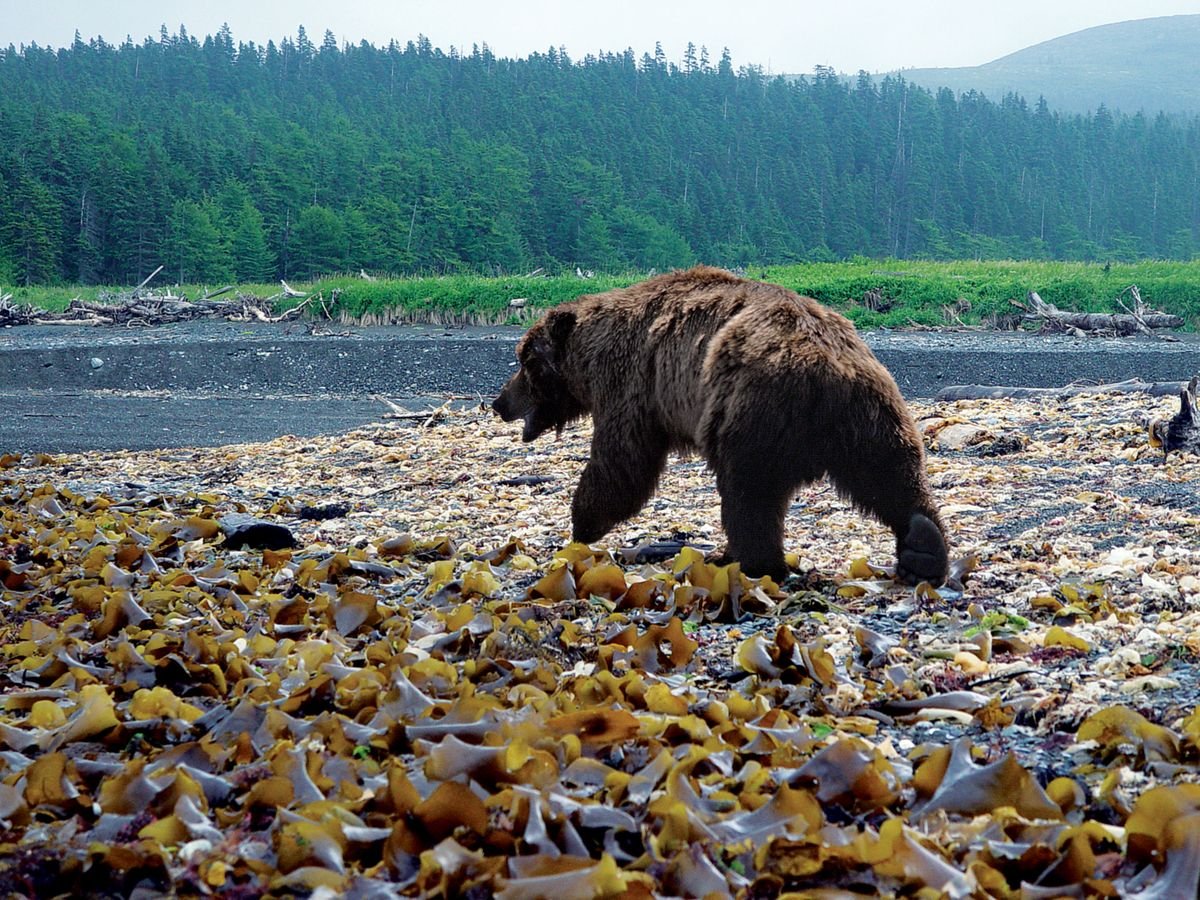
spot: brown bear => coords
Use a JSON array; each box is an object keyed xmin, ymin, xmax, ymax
[{"xmin": 492, "ymin": 266, "xmax": 948, "ymax": 585}]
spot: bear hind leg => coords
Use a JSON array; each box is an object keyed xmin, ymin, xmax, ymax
[
  {"xmin": 716, "ymin": 469, "xmax": 792, "ymax": 581},
  {"xmin": 895, "ymin": 511, "xmax": 947, "ymax": 586},
  {"xmin": 827, "ymin": 447, "xmax": 948, "ymax": 586}
]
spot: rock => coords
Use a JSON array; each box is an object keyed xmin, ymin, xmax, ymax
[
  {"xmin": 497, "ymin": 475, "xmax": 556, "ymax": 487},
  {"xmin": 295, "ymin": 502, "xmax": 351, "ymax": 520},
  {"xmin": 935, "ymin": 423, "xmax": 990, "ymax": 451},
  {"xmin": 917, "ymin": 417, "xmax": 947, "ymax": 434},
  {"xmin": 90, "ymin": 357, "xmax": 104, "ymax": 369},
  {"xmin": 218, "ymin": 513, "xmax": 297, "ymax": 551},
  {"xmin": 969, "ymin": 431, "xmax": 1028, "ymax": 457},
  {"xmin": 618, "ymin": 539, "xmax": 715, "ymax": 565}
]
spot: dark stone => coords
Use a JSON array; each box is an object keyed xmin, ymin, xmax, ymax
[
  {"xmin": 296, "ymin": 501, "xmax": 352, "ymax": 520},
  {"xmin": 498, "ymin": 474, "xmax": 557, "ymax": 487},
  {"xmin": 617, "ymin": 539, "xmax": 715, "ymax": 564},
  {"xmin": 219, "ymin": 513, "xmax": 298, "ymax": 550},
  {"xmin": 968, "ymin": 432, "xmax": 1028, "ymax": 457}
]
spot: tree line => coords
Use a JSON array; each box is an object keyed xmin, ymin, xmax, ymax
[{"xmin": 1, "ymin": 25, "xmax": 1199, "ymax": 286}]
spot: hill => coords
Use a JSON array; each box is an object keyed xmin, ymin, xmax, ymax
[
  {"xmin": 896, "ymin": 15, "xmax": 1200, "ymax": 115},
  {"xmin": 2, "ymin": 27, "xmax": 1200, "ymax": 287}
]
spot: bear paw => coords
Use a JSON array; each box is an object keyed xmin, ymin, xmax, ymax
[
  {"xmin": 896, "ymin": 513, "xmax": 948, "ymax": 586},
  {"xmin": 711, "ymin": 548, "xmax": 787, "ymax": 583}
]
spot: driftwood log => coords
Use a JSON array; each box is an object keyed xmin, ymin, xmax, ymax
[
  {"xmin": 1149, "ymin": 376, "xmax": 1200, "ymax": 458},
  {"xmin": 1016, "ymin": 288, "xmax": 1182, "ymax": 337},
  {"xmin": 0, "ymin": 280, "xmax": 322, "ymax": 328},
  {"xmin": 936, "ymin": 378, "xmax": 1191, "ymax": 402}
]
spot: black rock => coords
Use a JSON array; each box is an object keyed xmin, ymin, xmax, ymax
[
  {"xmin": 296, "ymin": 501, "xmax": 352, "ymax": 520},
  {"xmin": 498, "ymin": 475, "xmax": 557, "ymax": 487},
  {"xmin": 219, "ymin": 513, "xmax": 298, "ymax": 551}
]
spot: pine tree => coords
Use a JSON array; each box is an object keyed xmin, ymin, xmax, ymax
[
  {"xmin": 291, "ymin": 205, "xmax": 346, "ymax": 278},
  {"xmin": 228, "ymin": 202, "xmax": 276, "ymax": 282},
  {"xmin": 573, "ymin": 213, "xmax": 615, "ymax": 270},
  {"xmin": 3, "ymin": 24, "xmax": 1200, "ymax": 280},
  {"xmin": 0, "ymin": 216, "xmax": 14, "ymax": 283},
  {"xmin": 1, "ymin": 171, "xmax": 62, "ymax": 285},
  {"xmin": 167, "ymin": 199, "xmax": 231, "ymax": 284}
]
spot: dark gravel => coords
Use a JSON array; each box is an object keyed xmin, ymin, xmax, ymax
[{"xmin": 4, "ymin": 320, "xmax": 1200, "ymax": 453}]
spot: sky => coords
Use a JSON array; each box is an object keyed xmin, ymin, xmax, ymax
[{"xmin": 1, "ymin": 0, "xmax": 1198, "ymax": 74}]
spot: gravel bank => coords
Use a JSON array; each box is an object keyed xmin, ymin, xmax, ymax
[{"xmin": 3, "ymin": 321, "xmax": 1199, "ymax": 452}]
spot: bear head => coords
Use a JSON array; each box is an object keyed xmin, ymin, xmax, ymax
[{"xmin": 493, "ymin": 309, "xmax": 585, "ymax": 442}]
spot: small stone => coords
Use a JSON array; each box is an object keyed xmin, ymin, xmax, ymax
[
  {"xmin": 296, "ymin": 502, "xmax": 352, "ymax": 520},
  {"xmin": 90, "ymin": 357, "xmax": 104, "ymax": 369},
  {"xmin": 219, "ymin": 514, "xmax": 297, "ymax": 551}
]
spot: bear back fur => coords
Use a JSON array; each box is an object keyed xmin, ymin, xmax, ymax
[{"xmin": 543, "ymin": 265, "xmax": 914, "ymax": 456}]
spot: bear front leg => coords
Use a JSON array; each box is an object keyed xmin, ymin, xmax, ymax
[
  {"xmin": 715, "ymin": 470, "xmax": 791, "ymax": 582},
  {"xmin": 571, "ymin": 427, "xmax": 669, "ymax": 544}
]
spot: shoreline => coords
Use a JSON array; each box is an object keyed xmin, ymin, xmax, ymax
[{"xmin": 4, "ymin": 322, "xmax": 1199, "ymax": 453}]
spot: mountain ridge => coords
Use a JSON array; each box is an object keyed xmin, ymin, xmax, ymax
[{"xmin": 892, "ymin": 15, "xmax": 1200, "ymax": 115}]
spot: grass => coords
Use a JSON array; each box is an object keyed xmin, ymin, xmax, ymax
[
  {"xmin": 763, "ymin": 258, "xmax": 1200, "ymax": 328},
  {"xmin": 294, "ymin": 273, "xmax": 640, "ymax": 325},
  {"xmin": 9, "ymin": 260, "xmax": 1200, "ymax": 328}
]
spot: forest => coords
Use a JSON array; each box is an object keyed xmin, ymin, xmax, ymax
[{"xmin": 1, "ymin": 25, "xmax": 1199, "ymax": 287}]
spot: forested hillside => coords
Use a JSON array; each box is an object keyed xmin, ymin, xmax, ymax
[{"xmin": 2, "ymin": 25, "xmax": 1199, "ymax": 286}]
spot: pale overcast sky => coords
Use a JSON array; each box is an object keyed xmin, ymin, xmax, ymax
[{"xmin": 1, "ymin": 1, "xmax": 1198, "ymax": 74}]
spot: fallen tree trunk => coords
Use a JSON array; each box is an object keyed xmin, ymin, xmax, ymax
[
  {"xmin": 0, "ymin": 286, "xmax": 327, "ymax": 327},
  {"xmin": 1017, "ymin": 288, "xmax": 1183, "ymax": 336},
  {"xmin": 936, "ymin": 378, "xmax": 1190, "ymax": 402},
  {"xmin": 131, "ymin": 265, "xmax": 164, "ymax": 297}
]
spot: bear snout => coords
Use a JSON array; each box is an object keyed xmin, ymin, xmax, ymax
[
  {"xmin": 491, "ymin": 394, "xmax": 516, "ymax": 421},
  {"xmin": 492, "ymin": 385, "xmax": 527, "ymax": 423},
  {"xmin": 492, "ymin": 371, "xmax": 536, "ymax": 424}
]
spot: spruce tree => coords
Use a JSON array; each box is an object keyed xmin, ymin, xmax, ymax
[
  {"xmin": 229, "ymin": 202, "xmax": 276, "ymax": 282},
  {"xmin": 291, "ymin": 205, "xmax": 346, "ymax": 278},
  {"xmin": 168, "ymin": 200, "xmax": 231, "ymax": 284},
  {"xmin": 1, "ymin": 172, "xmax": 61, "ymax": 285}
]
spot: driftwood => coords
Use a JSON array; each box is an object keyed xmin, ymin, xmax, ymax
[
  {"xmin": 1149, "ymin": 375, "xmax": 1200, "ymax": 458},
  {"xmin": 373, "ymin": 395, "xmax": 433, "ymax": 419},
  {"xmin": 1016, "ymin": 288, "xmax": 1182, "ymax": 337},
  {"xmin": 374, "ymin": 395, "xmax": 455, "ymax": 427},
  {"xmin": 131, "ymin": 265, "xmax": 165, "ymax": 296},
  {"xmin": 497, "ymin": 475, "xmax": 557, "ymax": 487},
  {"xmin": 0, "ymin": 283, "xmax": 324, "ymax": 328},
  {"xmin": 280, "ymin": 280, "xmax": 306, "ymax": 299},
  {"xmin": 936, "ymin": 378, "xmax": 1190, "ymax": 402},
  {"xmin": 862, "ymin": 288, "xmax": 891, "ymax": 312}
]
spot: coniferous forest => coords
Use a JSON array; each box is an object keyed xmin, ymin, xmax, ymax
[{"xmin": 2, "ymin": 25, "xmax": 1199, "ymax": 287}]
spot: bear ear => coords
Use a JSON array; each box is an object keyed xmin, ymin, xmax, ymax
[
  {"xmin": 546, "ymin": 308, "xmax": 576, "ymax": 349},
  {"xmin": 524, "ymin": 309, "xmax": 575, "ymax": 375}
]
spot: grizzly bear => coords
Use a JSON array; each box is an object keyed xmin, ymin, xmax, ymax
[{"xmin": 492, "ymin": 266, "xmax": 948, "ymax": 585}]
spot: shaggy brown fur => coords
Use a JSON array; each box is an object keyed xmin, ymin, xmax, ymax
[{"xmin": 493, "ymin": 266, "xmax": 948, "ymax": 584}]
